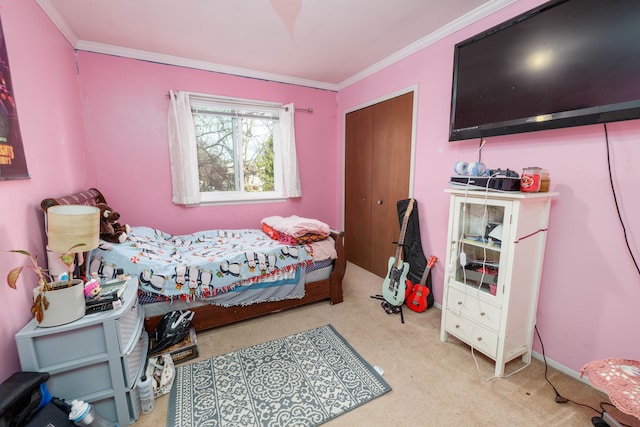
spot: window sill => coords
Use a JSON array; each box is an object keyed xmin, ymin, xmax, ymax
[{"xmin": 186, "ymin": 193, "xmax": 288, "ymax": 206}]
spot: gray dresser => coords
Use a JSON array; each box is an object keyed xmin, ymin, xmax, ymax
[{"xmin": 15, "ymin": 278, "xmax": 147, "ymax": 426}]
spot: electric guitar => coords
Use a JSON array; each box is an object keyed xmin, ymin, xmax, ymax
[
  {"xmin": 406, "ymin": 255, "xmax": 438, "ymax": 313},
  {"xmin": 381, "ymin": 199, "xmax": 414, "ymax": 306}
]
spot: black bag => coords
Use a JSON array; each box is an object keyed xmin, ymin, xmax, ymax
[
  {"xmin": 396, "ymin": 198, "xmax": 434, "ymax": 309},
  {"xmin": 0, "ymin": 371, "xmax": 51, "ymax": 427}
]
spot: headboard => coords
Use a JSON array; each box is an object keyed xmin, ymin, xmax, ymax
[{"xmin": 40, "ymin": 188, "xmax": 106, "ymax": 212}]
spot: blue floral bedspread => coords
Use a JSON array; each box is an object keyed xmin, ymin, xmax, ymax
[{"xmin": 88, "ymin": 226, "xmax": 313, "ymax": 299}]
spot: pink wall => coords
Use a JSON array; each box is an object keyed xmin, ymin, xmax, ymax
[
  {"xmin": 76, "ymin": 53, "xmax": 340, "ymax": 235},
  {"xmin": 338, "ymin": 0, "xmax": 640, "ymax": 374},
  {"xmin": 0, "ymin": 0, "xmax": 90, "ymax": 382},
  {"xmin": 1, "ymin": 0, "xmax": 637, "ymax": 385}
]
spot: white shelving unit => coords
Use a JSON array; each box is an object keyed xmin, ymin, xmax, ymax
[{"xmin": 440, "ymin": 189, "xmax": 557, "ymax": 377}]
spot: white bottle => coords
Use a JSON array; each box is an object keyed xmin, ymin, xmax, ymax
[
  {"xmin": 138, "ymin": 374, "xmax": 155, "ymax": 414},
  {"xmin": 68, "ymin": 399, "xmax": 116, "ymax": 427}
]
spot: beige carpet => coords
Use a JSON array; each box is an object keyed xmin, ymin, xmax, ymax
[{"xmin": 134, "ymin": 262, "xmax": 639, "ymax": 426}]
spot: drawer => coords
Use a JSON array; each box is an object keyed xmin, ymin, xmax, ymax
[
  {"xmin": 17, "ymin": 323, "xmax": 109, "ymax": 371},
  {"xmin": 46, "ymin": 360, "xmax": 115, "ymax": 399},
  {"xmin": 446, "ymin": 287, "xmax": 501, "ymax": 331},
  {"xmin": 92, "ymin": 384, "xmax": 141, "ymax": 426},
  {"xmin": 117, "ymin": 298, "xmax": 144, "ymax": 352},
  {"xmin": 445, "ymin": 310, "xmax": 499, "ymax": 359},
  {"xmin": 122, "ymin": 331, "xmax": 148, "ymax": 388}
]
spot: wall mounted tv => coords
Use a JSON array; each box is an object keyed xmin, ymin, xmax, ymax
[{"xmin": 449, "ymin": 0, "xmax": 640, "ymax": 141}]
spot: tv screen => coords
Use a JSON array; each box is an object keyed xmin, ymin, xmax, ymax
[{"xmin": 449, "ymin": 0, "xmax": 640, "ymax": 141}]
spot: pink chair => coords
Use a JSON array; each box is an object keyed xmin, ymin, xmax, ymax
[{"xmin": 581, "ymin": 358, "xmax": 640, "ymax": 426}]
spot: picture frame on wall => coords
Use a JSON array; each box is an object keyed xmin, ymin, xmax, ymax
[{"xmin": 0, "ymin": 14, "xmax": 28, "ymax": 180}]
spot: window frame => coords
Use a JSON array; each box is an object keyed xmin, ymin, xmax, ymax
[{"xmin": 188, "ymin": 94, "xmax": 287, "ymax": 205}]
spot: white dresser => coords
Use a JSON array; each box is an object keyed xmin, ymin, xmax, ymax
[
  {"xmin": 440, "ymin": 189, "xmax": 557, "ymax": 377},
  {"xmin": 15, "ymin": 278, "xmax": 147, "ymax": 426}
]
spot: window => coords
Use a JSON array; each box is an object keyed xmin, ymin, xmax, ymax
[
  {"xmin": 191, "ymin": 99, "xmax": 282, "ymax": 200},
  {"xmin": 168, "ymin": 91, "xmax": 301, "ymax": 205}
]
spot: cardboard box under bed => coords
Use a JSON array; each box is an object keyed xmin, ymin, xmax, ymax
[{"xmin": 149, "ymin": 327, "xmax": 199, "ymax": 364}]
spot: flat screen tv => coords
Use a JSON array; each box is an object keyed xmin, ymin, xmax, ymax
[{"xmin": 449, "ymin": 0, "xmax": 640, "ymax": 141}]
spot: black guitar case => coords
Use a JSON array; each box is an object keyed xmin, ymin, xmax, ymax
[{"xmin": 396, "ymin": 198, "xmax": 434, "ymax": 308}]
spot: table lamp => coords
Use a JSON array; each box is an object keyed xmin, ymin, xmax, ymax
[
  {"xmin": 47, "ymin": 205, "xmax": 100, "ymax": 252},
  {"xmin": 40, "ymin": 204, "xmax": 99, "ymax": 327},
  {"xmin": 46, "ymin": 204, "xmax": 100, "ymax": 278}
]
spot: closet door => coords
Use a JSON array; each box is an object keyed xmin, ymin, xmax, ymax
[
  {"xmin": 345, "ymin": 92, "xmax": 413, "ymax": 278},
  {"xmin": 345, "ymin": 105, "xmax": 374, "ymax": 270}
]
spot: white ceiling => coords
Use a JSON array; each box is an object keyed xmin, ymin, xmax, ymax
[{"xmin": 35, "ymin": 0, "xmax": 517, "ymax": 91}]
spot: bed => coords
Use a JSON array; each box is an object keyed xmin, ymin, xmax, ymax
[{"xmin": 40, "ymin": 188, "xmax": 345, "ymax": 334}]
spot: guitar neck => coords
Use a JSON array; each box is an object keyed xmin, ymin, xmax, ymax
[
  {"xmin": 394, "ymin": 199, "xmax": 414, "ymax": 268},
  {"xmin": 419, "ymin": 256, "xmax": 438, "ymax": 285},
  {"xmin": 418, "ymin": 266, "xmax": 431, "ymax": 286}
]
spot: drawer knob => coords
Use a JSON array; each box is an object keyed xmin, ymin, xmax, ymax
[
  {"xmin": 457, "ymin": 301, "xmax": 463, "ymax": 305},
  {"xmin": 480, "ymin": 311, "xmax": 486, "ymax": 316},
  {"xmin": 455, "ymin": 324, "xmax": 460, "ymax": 329},
  {"xmin": 477, "ymin": 337, "xmax": 483, "ymax": 342}
]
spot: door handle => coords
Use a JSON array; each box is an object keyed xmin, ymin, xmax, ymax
[{"xmin": 376, "ymin": 199, "xmax": 383, "ymax": 205}]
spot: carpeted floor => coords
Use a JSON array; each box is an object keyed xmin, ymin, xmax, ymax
[{"xmin": 134, "ymin": 262, "xmax": 640, "ymax": 426}]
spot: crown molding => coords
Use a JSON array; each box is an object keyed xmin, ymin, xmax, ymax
[
  {"xmin": 37, "ymin": 0, "xmax": 517, "ymax": 92},
  {"xmin": 337, "ymin": 0, "xmax": 518, "ymax": 90},
  {"xmin": 36, "ymin": 0, "xmax": 79, "ymax": 47},
  {"xmin": 74, "ymin": 41, "xmax": 339, "ymax": 91}
]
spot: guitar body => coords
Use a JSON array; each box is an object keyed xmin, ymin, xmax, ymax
[
  {"xmin": 381, "ymin": 199, "xmax": 415, "ymax": 306},
  {"xmin": 404, "ymin": 279, "xmax": 414, "ymax": 301},
  {"xmin": 406, "ymin": 255, "xmax": 438, "ymax": 313},
  {"xmin": 382, "ymin": 257, "xmax": 410, "ymax": 306},
  {"xmin": 406, "ymin": 283, "xmax": 430, "ymax": 313}
]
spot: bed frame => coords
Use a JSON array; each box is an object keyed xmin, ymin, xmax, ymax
[{"xmin": 41, "ymin": 188, "xmax": 346, "ymax": 334}]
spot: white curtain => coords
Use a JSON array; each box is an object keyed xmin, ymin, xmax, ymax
[
  {"xmin": 280, "ymin": 103, "xmax": 302, "ymax": 197},
  {"xmin": 167, "ymin": 90, "xmax": 201, "ymax": 205}
]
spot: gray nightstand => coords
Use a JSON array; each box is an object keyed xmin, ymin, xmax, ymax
[{"xmin": 15, "ymin": 278, "xmax": 147, "ymax": 426}]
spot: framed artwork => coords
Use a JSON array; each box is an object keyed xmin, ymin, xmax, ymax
[{"xmin": 0, "ymin": 14, "xmax": 28, "ymax": 180}]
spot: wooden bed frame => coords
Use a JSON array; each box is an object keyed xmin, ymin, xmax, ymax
[{"xmin": 41, "ymin": 188, "xmax": 346, "ymax": 334}]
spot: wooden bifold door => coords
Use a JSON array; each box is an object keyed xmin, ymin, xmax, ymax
[{"xmin": 344, "ymin": 92, "xmax": 413, "ymax": 278}]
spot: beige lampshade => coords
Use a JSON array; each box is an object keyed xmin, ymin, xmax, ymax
[{"xmin": 47, "ymin": 205, "xmax": 100, "ymax": 253}]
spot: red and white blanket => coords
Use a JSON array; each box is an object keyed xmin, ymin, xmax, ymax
[{"xmin": 261, "ymin": 215, "xmax": 336, "ymax": 260}]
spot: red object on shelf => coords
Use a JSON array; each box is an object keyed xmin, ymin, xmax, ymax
[{"xmin": 476, "ymin": 266, "xmax": 498, "ymax": 276}]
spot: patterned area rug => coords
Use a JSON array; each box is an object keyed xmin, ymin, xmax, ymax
[{"xmin": 167, "ymin": 324, "xmax": 391, "ymax": 426}]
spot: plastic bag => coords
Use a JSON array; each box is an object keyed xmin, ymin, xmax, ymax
[{"xmin": 146, "ymin": 354, "xmax": 175, "ymax": 397}]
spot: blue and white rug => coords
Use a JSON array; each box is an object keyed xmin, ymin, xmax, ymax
[{"xmin": 167, "ymin": 324, "xmax": 391, "ymax": 426}]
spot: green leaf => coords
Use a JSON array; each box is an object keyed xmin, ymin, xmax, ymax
[
  {"xmin": 68, "ymin": 243, "xmax": 86, "ymax": 251},
  {"xmin": 60, "ymin": 253, "xmax": 75, "ymax": 267},
  {"xmin": 9, "ymin": 249, "xmax": 31, "ymax": 257}
]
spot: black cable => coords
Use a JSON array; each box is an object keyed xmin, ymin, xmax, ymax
[
  {"xmin": 604, "ymin": 123, "xmax": 640, "ymax": 277},
  {"xmin": 528, "ymin": 126, "xmax": 639, "ymax": 426},
  {"xmin": 534, "ymin": 325, "xmax": 600, "ymax": 414},
  {"xmin": 599, "ymin": 402, "xmax": 633, "ymax": 427}
]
